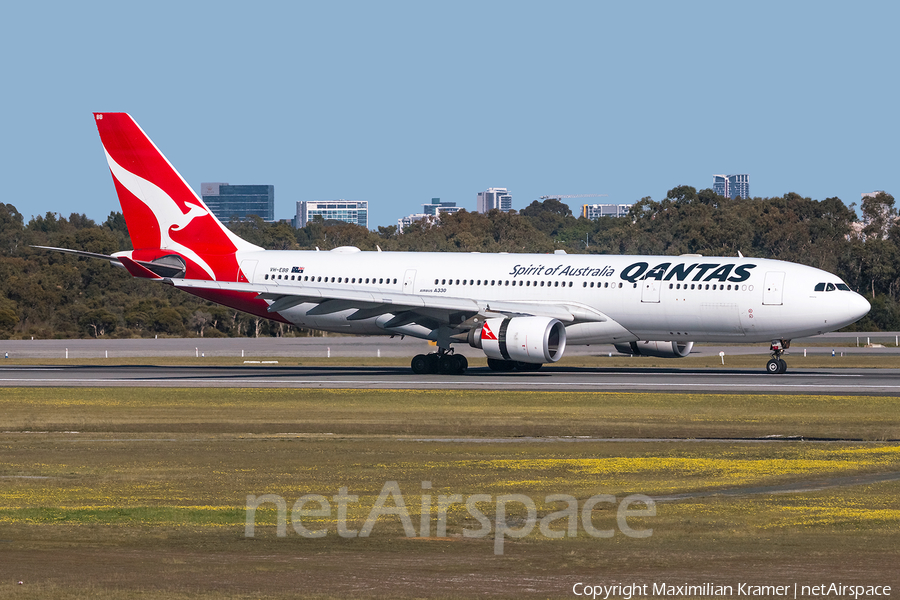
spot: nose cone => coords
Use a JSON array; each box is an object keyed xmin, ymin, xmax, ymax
[{"xmin": 843, "ymin": 292, "xmax": 871, "ymax": 326}]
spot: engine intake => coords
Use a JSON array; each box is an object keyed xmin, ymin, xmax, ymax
[
  {"xmin": 614, "ymin": 341, "xmax": 694, "ymax": 358},
  {"xmin": 469, "ymin": 317, "xmax": 566, "ymax": 364}
]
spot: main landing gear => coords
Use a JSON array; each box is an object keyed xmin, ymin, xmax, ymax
[
  {"xmin": 766, "ymin": 339, "xmax": 790, "ymax": 374},
  {"xmin": 411, "ymin": 350, "xmax": 468, "ymax": 375}
]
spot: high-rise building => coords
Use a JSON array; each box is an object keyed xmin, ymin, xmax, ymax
[
  {"xmin": 582, "ymin": 203, "xmax": 632, "ymax": 219},
  {"xmin": 201, "ymin": 182, "xmax": 275, "ymax": 222},
  {"xmin": 422, "ymin": 198, "xmax": 461, "ymax": 216},
  {"xmin": 477, "ymin": 188, "xmax": 513, "ymax": 213},
  {"xmin": 295, "ymin": 200, "xmax": 368, "ymax": 228},
  {"xmin": 712, "ymin": 174, "xmax": 750, "ymax": 200}
]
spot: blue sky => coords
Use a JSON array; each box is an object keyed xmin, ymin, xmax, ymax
[{"xmin": 1, "ymin": 1, "xmax": 896, "ymax": 228}]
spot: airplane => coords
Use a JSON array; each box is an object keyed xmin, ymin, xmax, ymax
[{"xmin": 38, "ymin": 113, "xmax": 871, "ymax": 375}]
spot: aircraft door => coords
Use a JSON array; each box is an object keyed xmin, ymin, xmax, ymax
[
  {"xmin": 763, "ymin": 271, "xmax": 785, "ymax": 305},
  {"xmin": 403, "ymin": 269, "xmax": 417, "ymax": 293},
  {"xmin": 641, "ymin": 279, "xmax": 661, "ymax": 303},
  {"xmin": 239, "ymin": 260, "xmax": 258, "ymax": 283}
]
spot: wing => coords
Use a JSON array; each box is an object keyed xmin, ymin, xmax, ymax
[{"xmin": 166, "ymin": 277, "xmax": 607, "ymax": 334}]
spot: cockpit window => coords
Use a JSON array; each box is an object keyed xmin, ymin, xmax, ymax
[{"xmin": 816, "ymin": 282, "xmax": 851, "ymax": 292}]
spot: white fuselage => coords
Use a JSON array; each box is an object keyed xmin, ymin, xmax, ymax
[{"xmin": 230, "ymin": 248, "xmax": 871, "ymax": 345}]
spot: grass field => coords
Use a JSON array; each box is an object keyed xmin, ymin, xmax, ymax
[{"xmin": 1, "ymin": 388, "xmax": 899, "ymax": 599}]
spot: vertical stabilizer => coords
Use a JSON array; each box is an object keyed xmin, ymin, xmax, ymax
[{"xmin": 93, "ymin": 112, "xmax": 261, "ymax": 281}]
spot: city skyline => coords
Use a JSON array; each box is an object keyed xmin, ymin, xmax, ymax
[{"xmin": 1, "ymin": 3, "xmax": 896, "ymax": 229}]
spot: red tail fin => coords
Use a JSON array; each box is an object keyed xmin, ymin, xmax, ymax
[{"xmin": 93, "ymin": 113, "xmax": 260, "ymax": 281}]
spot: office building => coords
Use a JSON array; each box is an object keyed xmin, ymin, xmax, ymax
[
  {"xmin": 477, "ymin": 188, "xmax": 513, "ymax": 213},
  {"xmin": 398, "ymin": 213, "xmax": 436, "ymax": 233},
  {"xmin": 201, "ymin": 182, "xmax": 274, "ymax": 222},
  {"xmin": 295, "ymin": 200, "xmax": 368, "ymax": 228},
  {"xmin": 712, "ymin": 174, "xmax": 750, "ymax": 200},
  {"xmin": 422, "ymin": 198, "xmax": 461, "ymax": 216},
  {"xmin": 582, "ymin": 203, "xmax": 632, "ymax": 219}
]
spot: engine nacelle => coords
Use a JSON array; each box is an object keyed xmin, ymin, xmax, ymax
[
  {"xmin": 469, "ymin": 317, "xmax": 566, "ymax": 364},
  {"xmin": 614, "ymin": 341, "xmax": 694, "ymax": 358}
]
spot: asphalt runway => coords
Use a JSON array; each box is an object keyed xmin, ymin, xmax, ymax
[
  {"xmin": 2, "ymin": 363, "xmax": 900, "ymax": 394},
  {"xmin": 2, "ymin": 335, "xmax": 899, "ymax": 394}
]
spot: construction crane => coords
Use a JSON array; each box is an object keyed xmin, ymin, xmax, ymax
[{"xmin": 540, "ymin": 193, "xmax": 608, "ymax": 200}]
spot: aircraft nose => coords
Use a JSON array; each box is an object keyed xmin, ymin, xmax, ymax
[{"xmin": 846, "ymin": 292, "xmax": 871, "ymax": 323}]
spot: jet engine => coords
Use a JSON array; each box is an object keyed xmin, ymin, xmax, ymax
[
  {"xmin": 468, "ymin": 316, "xmax": 567, "ymax": 364},
  {"xmin": 614, "ymin": 341, "xmax": 694, "ymax": 358}
]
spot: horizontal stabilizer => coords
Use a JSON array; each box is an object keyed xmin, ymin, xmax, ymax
[{"xmin": 119, "ymin": 256, "xmax": 163, "ymax": 279}]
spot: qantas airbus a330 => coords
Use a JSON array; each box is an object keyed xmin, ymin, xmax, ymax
[{"xmin": 38, "ymin": 113, "xmax": 870, "ymax": 375}]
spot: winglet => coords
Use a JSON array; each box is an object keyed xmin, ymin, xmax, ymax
[{"xmin": 119, "ymin": 256, "xmax": 163, "ymax": 279}]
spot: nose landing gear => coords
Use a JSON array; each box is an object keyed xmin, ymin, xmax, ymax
[{"xmin": 766, "ymin": 339, "xmax": 790, "ymax": 374}]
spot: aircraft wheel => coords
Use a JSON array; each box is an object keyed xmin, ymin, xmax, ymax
[
  {"xmin": 487, "ymin": 358, "xmax": 515, "ymax": 372},
  {"xmin": 439, "ymin": 354, "xmax": 459, "ymax": 375},
  {"xmin": 778, "ymin": 359, "xmax": 788, "ymax": 374},
  {"xmin": 425, "ymin": 353, "xmax": 440, "ymax": 373},
  {"xmin": 455, "ymin": 354, "xmax": 468, "ymax": 374},
  {"xmin": 766, "ymin": 359, "xmax": 781, "ymax": 374},
  {"xmin": 411, "ymin": 354, "xmax": 430, "ymax": 374},
  {"xmin": 515, "ymin": 361, "xmax": 542, "ymax": 372}
]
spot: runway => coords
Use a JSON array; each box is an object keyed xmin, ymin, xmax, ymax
[{"xmin": 2, "ymin": 363, "xmax": 900, "ymax": 394}]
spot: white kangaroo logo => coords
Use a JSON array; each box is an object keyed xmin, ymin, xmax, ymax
[
  {"xmin": 104, "ymin": 149, "xmax": 216, "ymax": 279},
  {"xmin": 170, "ymin": 201, "xmax": 208, "ymax": 232}
]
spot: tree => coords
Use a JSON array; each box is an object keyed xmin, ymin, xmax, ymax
[
  {"xmin": 79, "ymin": 308, "xmax": 117, "ymax": 338},
  {"xmin": 860, "ymin": 192, "xmax": 897, "ymax": 241},
  {"xmin": 188, "ymin": 310, "xmax": 214, "ymax": 337}
]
